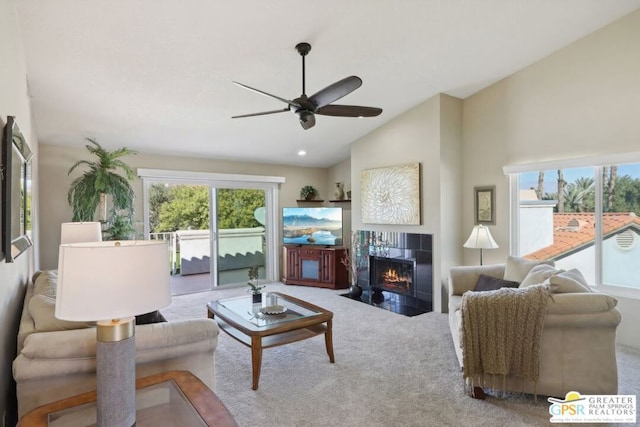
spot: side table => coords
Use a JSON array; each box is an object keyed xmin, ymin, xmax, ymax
[{"xmin": 19, "ymin": 370, "xmax": 238, "ymax": 427}]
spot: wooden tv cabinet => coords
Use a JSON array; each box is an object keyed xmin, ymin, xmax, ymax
[{"xmin": 282, "ymin": 245, "xmax": 349, "ymax": 289}]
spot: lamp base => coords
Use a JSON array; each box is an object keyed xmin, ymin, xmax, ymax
[{"xmin": 96, "ymin": 318, "xmax": 136, "ymax": 427}]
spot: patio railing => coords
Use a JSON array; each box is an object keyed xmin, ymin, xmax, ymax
[
  {"xmin": 150, "ymin": 231, "xmax": 178, "ymax": 275},
  {"xmin": 149, "ymin": 227, "xmax": 265, "ymax": 277}
]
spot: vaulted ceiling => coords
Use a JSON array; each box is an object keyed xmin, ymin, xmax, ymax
[{"xmin": 16, "ymin": 1, "xmax": 640, "ymax": 167}]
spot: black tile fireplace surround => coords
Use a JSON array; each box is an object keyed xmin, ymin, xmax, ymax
[{"xmin": 341, "ymin": 231, "xmax": 432, "ymax": 316}]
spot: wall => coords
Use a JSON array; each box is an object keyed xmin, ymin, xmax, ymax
[
  {"xmin": 438, "ymin": 95, "xmax": 464, "ymax": 310},
  {"xmin": 462, "ymin": 9, "xmax": 640, "ymax": 348},
  {"xmin": 328, "ymin": 158, "xmax": 352, "ymax": 242},
  {"xmin": 0, "ymin": 0, "xmax": 38, "ymax": 423},
  {"xmin": 350, "ymin": 94, "xmax": 463, "ymax": 312},
  {"xmin": 38, "ymin": 144, "xmax": 328, "ymax": 273}
]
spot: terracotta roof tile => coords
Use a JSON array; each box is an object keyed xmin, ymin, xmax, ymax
[{"xmin": 524, "ymin": 213, "xmax": 640, "ymax": 260}]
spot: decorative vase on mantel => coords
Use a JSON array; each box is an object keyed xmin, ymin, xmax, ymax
[{"xmin": 334, "ymin": 182, "xmax": 345, "ymax": 200}]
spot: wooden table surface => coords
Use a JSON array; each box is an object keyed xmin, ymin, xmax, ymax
[{"xmin": 19, "ymin": 370, "xmax": 238, "ymax": 427}]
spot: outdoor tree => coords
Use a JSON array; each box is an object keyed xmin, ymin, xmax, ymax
[
  {"xmin": 148, "ymin": 183, "xmax": 172, "ymax": 232},
  {"xmin": 608, "ymin": 175, "xmax": 640, "ymax": 214},
  {"xmin": 563, "ymin": 177, "xmax": 595, "ymax": 212},
  {"xmin": 157, "ymin": 185, "xmax": 209, "ymax": 231},
  {"xmin": 217, "ymin": 189, "xmax": 264, "ymax": 229},
  {"xmin": 150, "ymin": 185, "xmax": 265, "ymax": 232},
  {"xmin": 540, "ymin": 169, "xmax": 640, "ymax": 215},
  {"xmin": 536, "ymin": 171, "xmax": 544, "ymax": 200},
  {"xmin": 556, "ymin": 170, "xmax": 566, "ymax": 212},
  {"xmin": 604, "ymin": 165, "xmax": 618, "ymax": 212}
]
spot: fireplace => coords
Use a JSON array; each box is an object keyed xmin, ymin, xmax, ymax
[
  {"xmin": 342, "ymin": 231, "xmax": 432, "ymax": 316},
  {"xmin": 370, "ymin": 256, "xmax": 416, "ymax": 295}
]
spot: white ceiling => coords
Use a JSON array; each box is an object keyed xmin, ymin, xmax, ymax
[{"xmin": 16, "ymin": 1, "xmax": 640, "ymax": 168}]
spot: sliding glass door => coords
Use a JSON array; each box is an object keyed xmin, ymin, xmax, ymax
[
  {"xmin": 140, "ymin": 169, "xmax": 282, "ymax": 295},
  {"xmin": 212, "ymin": 188, "xmax": 266, "ymax": 286},
  {"xmin": 147, "ymin": 182, "xmax": 212, "ymax": 294}
]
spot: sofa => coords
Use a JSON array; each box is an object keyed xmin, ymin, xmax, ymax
[
  {"xmin": 448, "ymin": 257, "xmax": 621, "ymax": 398},
  {"xmin": 12, "ymin": 270, "xmax": 220, "ymax": 418}
]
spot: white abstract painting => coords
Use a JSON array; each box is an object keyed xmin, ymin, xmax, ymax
[{"xmin": 361, "ymin": 163, "xmax": 421, "ymax": 225}]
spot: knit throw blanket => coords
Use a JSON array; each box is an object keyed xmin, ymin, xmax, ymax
[{"xmin": 461, "ymin": 283, "xmax": 550, "ymax": 391}]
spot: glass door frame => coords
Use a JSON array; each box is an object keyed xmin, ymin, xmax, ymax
[{"xmin": 138, "ymin": 168, "xmax": 284, "ymax": 286}]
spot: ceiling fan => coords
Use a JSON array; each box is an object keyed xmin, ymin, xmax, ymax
[{"xmin": 232, "ymin": 42, "xmax": 383, "ymax": 130}]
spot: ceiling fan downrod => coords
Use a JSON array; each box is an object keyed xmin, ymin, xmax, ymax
[{"xmin": 296, "ymin": 42, "xmax": 311, "ymax": 96}]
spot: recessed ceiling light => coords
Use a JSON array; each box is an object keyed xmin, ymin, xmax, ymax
[{"xmin": 298, "ymin": 150, "xmax": 307, "ymax": 156}]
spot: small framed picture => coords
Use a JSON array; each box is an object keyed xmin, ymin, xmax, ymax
[{"xmin": 474, "ymin": 186, "xmax": 496, "ymax": 225}]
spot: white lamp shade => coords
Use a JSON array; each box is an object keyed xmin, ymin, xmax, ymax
[
  {"xmin": 463, "ymin": 225, "xmax": 499, "ymax": 249},
  {"xmin": 56, "ymin": 240, "xmax": 171, "ymax": 321},
  {"xmin": 60, "ymin": 222, "xmax": 102, "ymax": 244}
]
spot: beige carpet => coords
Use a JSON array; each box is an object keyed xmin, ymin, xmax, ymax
[{"xmin": 161, "ymin": 283, "xmax": 640, "ymax": 427}]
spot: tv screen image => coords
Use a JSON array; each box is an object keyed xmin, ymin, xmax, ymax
[{"xmin": 282, "ymin": 207, "xmax": 343, "ymax": 246}]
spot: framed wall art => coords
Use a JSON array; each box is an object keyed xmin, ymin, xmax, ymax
[
  {"xmin": 360, "ymin": 162, "xmax": 421, "ymax": 225},
  {"xmin": 473, "ymin": 185, "xmax": 496, "ymax": 225},
  {"xmin": 2, "ymin": 116, "xmax": 34, "ymax": 262}
]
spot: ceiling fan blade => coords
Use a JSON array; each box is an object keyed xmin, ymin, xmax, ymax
[
  {"xmin": 316, "ymin": 104, "xmax": 383, "ymax": 117},
  {"xmin": 309, "ymin": 76, "xmax": 362, "ymax": 109},
  {"xmin": 233, "ymin": 81, "xmax": 301, "ymax": 109},
  {"xmin": 232, "ymin": 107, "xmax": 290, "ymax": 119}
]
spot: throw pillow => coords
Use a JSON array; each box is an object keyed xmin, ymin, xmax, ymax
[
  {"xmin": 28, "ymin": 294, "xmax": 95, "ymax": 332},
  {"xmin": 503, "ymin": 256, "xmax": 555, "ymax": 283},
  {"xmin": 135, "ymin": 310, "xmax": 167, "ymax": 325},
  {"xmin": 33, "ymin": 270, "xmax": 58, "ymax": 298},
  {"xmin": 549, "ymin": 269, "xmax": 592, "ymax": 293},
  {"xmin": 474, "ymin": 274, "xmax": 520, "ymax": 292},
  {"xmin": 519, "ymin": 264, "xmax": 562, "ymax": 288},
  {"xmin": 547, "ymin": 293, "xmax": 617, "ymax": 315}
]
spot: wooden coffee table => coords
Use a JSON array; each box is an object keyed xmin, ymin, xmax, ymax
[{"xmin": 207, "ymin": 292, "xmax": 334, "ymax": 390}]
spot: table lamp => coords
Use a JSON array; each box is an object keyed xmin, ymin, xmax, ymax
[
  {"xmin": 56, "ymin": 240, "xmax": 171, "ymax": 427},
  {"xmin": 463, "ymin": 224, "xmax": 499, "ymax": 265},
  {"xmin": 60, "ymin": 221, "xmax": 102, "ymax": 244}
]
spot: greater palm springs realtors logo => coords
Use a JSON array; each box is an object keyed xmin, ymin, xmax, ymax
[{"xmin": 548, "ymin": 391, "xmax": 636, "ymax": 423}]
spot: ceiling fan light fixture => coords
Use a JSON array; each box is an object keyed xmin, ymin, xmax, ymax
[
  {"xmin": 298, "ymin": 110, "xmax": 313, "ymax": 122},
  {"xmin": 297, "ymin": 110, "xmax": 316, "ymax": 130}
]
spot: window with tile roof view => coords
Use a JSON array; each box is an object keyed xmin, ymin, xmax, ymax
[{"xmin": 518, "ymin": 164, "xmax": 640, "ymax": 290}]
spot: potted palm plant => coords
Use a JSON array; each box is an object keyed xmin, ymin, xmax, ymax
[{"xmin": 67, "ymin": 138, "xmax": 138, "ymax": 226}]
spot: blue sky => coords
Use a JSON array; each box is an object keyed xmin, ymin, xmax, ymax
[{"xmin": 520, "ymin": 164, "xmax": 640, "ymax": 194}]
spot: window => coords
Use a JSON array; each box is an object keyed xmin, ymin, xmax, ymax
[{"xmin": 507, "ymin": 160, "xmax": 640, "ymax": 298}]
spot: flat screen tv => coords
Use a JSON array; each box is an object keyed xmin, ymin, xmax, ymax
[{"xmin": 282, "ymin": 207, "xmax": 343, "ymax": 246}]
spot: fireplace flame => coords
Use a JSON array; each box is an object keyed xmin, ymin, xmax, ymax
[
  {"xmin": 383, "ymin": 268, "xmax": 402, "ymax": 283},
  {"xmin": 381, "ymin": 268, "xmax": 411, "ymax": 293}
]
